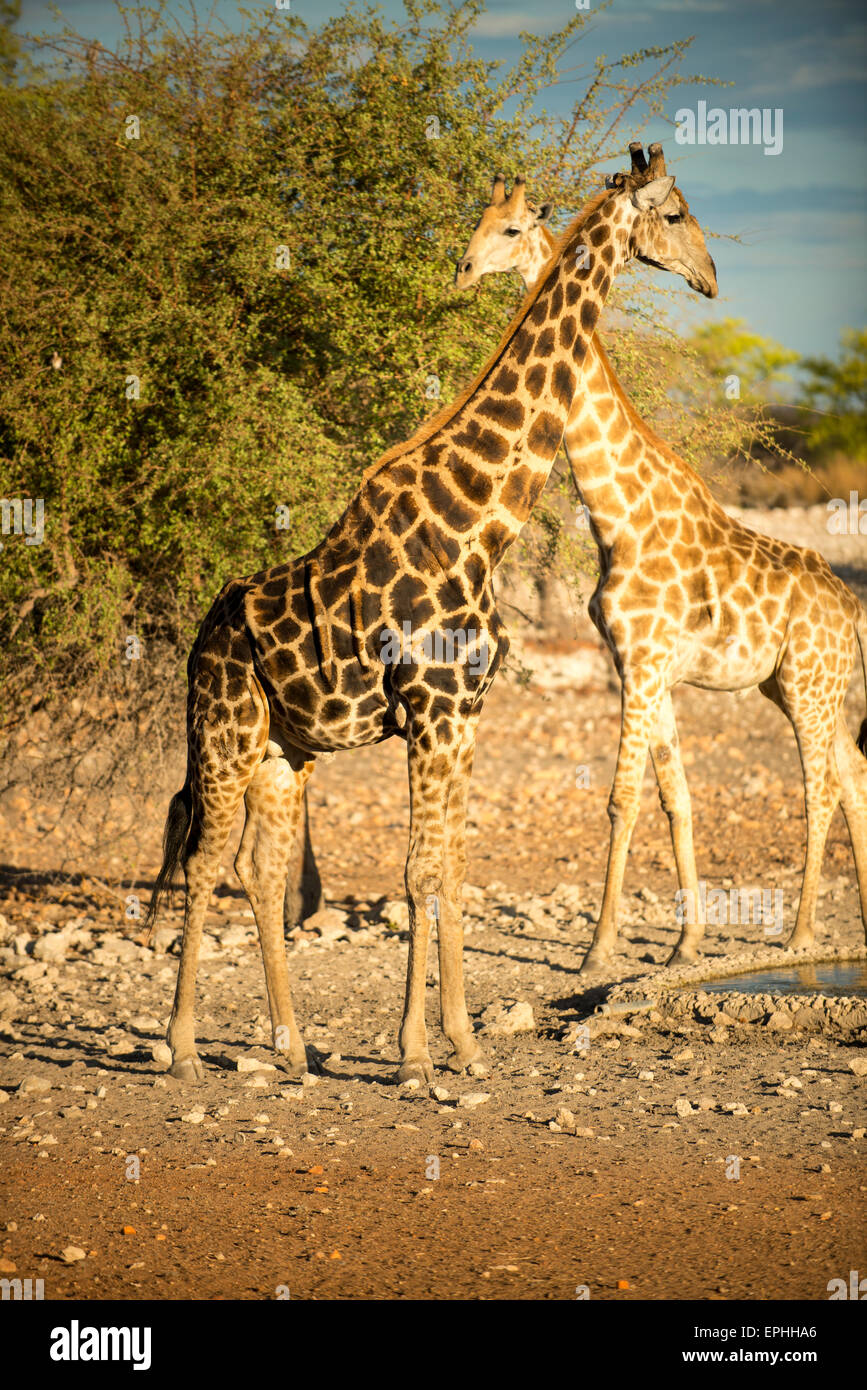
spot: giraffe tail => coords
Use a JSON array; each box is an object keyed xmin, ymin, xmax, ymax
[
  {"xmin": 141, "ymin": 782, "xmax": 193, "ymax": 945},
  {"xmin": 857, "ymin": 609, "xmax": 867, "ymax": 759}
]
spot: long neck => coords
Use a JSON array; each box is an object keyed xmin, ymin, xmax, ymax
[
  {"xmin": 399, "ymin": 196, "xmax": 633, "ymax": 571},
  {"xmin": 515, "ymin": 221, "xmax": 692, "ymax": 555}
]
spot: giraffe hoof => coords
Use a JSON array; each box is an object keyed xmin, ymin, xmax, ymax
[
  {"xmin": 445, "ymin": 1046, "xmax": 487, "ymax": 1075},
  {"xmin": 666, "ymin": 945, "xmax": 700, "ymax": 967},
  {"xmin": 395, "ymin": 1058, "xmax": 434, "ymax": 1085},
  {"xmin": 578, "ymin": 950, "xmax": 611, "ymax": 977},
  {"xmin": 785, "ymin": 933, "xmax": 814, "ymax": 952},
  {"xmin": 169, "ymin": 1053, "xmax": 204, "ymax": 1082}
]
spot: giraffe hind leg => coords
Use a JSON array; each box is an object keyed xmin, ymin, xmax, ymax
[
  {"xmin": 764, "ymin": 670, "xmax": 842, "ymax": 952},
  {"xmin": 648, "ymin": 693, "xmax": 704, "ymax": 965},
  {"xmin": 235, "ymin": 751, "xmax": 315, "ymax": 1076},
  {"xmin": 835, "ymin": 715, "xmax": 867, "ymax": 940},
  {"xmin": 166, "ymin": 675, "xmax": 270, "ymax": 1081}
]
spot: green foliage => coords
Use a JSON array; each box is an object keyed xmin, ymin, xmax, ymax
[
  {"xmin": 0, "ymin": 0, "xmax": 736, "ymax": 713},
  {"xmin": 0, "ymin": 0, "xmax": 20, "ymax": 82},
  {"xmin": 686, "ymin": 316, "xmax": 799, "ymax": 400},
  {"xmin": 799, "ymin": 329, "xmax": 867, "ymax": 460}
]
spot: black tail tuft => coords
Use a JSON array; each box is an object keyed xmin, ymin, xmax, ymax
[
  {"xmin": 858, "ymin": 718, "xmax": 867, "ymax": 760},
  {"xmin": 143, "ymin": 784, "xmax": 193, "ymax": 941}
]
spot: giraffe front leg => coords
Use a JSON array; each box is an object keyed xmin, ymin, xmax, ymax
[
  {"xmin": 648, "ymin": 692, "xmax": 704, "ymax": 965},
  {"xmin": 438, "ymin": 716, "xmax": 487, "ymax": 1075},
  {"xmin": 396, "ymin": 727, "xmax": 467, "ymax": 1084},
  {"xmin": 580, "ymin": 677, "xmax": 662, "ymax": 975}
]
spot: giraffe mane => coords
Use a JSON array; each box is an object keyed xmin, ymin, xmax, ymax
[{"xmin": 361, "ymin": 187, "xmax": 612, "ymax": 482}]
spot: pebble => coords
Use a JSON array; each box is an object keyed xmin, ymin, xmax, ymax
[
  {"xmin": 17, "ymin": 1076, "xmax": 51, "ymax": 1095},
  {"xmin": 306, "ymin": 908, "xmax": 351, "ymax": 944},
  {"xmin": 236, "ymin": 1057, "xmax": 277, "ymax": 1073},
  {"xmin": 674, "ymin": 1048, "xmax": 693, "ymax": 1062},
  {"xmin": 432, "ymin": 1086, "xmax": 451, "ymax": 1102},
  {"xmin": 152, "ymin": 1042, "xmax": 172, "ymax": 1068},
  {"xmin": 675, "ymin": 1098, "xmax": 694, "ymax": 1117},
  {"xmin": 458, "ymin": 1092, "xmax": 490, "ymax": 1109},
  {"xmin": 60, "ymin": 1246, "xmax": 87, "ymax": 1263},
  {"xmin": 767, "ymin": 1011, "xmax": 793, "ymax": 1031},
  {"xmin": 480, "ymin": 1000, "xmax": 535, "ymax": 1036},
  {"xmin": 848, "ymin": 1057, "xmax": 867, "ymax": 1077},
  {"xmin": 181, "ymin": 1110, "xmax": 206, "ymax": 1124}
]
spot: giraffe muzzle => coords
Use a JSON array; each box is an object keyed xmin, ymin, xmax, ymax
[{"xmin": 454, "ymin": 258, "xmax": 475, "ymax": 288}]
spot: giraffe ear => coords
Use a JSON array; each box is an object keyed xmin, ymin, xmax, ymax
[
  {"xmin": 535, "ymin": 201, "xmax": 554, "ymax": 225},
  {"xmin": 632, "ymin": 175, "xmax": 675, "ymax": 211}
]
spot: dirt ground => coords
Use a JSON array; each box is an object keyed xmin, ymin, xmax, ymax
[{"xmin": 1, "ymin": 504, "xmax": 865, "ymax": 1302}]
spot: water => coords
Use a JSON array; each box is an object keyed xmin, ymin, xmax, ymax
[{"xmin": 695, "ymin": 961, "xmax": 867, "ymax": 999}]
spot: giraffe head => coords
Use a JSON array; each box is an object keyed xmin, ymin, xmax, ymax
[
  {"xmin": 611, "ymin": 141, "xmax": 718, "ymax": 298},
  {"xmin": 455, "ymin": 143, "xmax": 717, "ymax": 300},
  {"xmin": 454, "ymin": 174, "xmax": 554, "ymax": 290}
]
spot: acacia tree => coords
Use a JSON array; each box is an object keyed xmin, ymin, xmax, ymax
[{"xmin": 0, "ymin": 0, "xmax": 739, "ymax": 740}]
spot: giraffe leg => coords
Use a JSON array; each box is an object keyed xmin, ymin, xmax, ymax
[
  {"xmin": 580, "ymin": 675, "xmax": 664, "ymax": 974},
  {"xmin": 236, "ymin": 753, "xmax": 315, "ymax": 1075},
  {"xmin": 438, "ymin": 716, "xmax": 486, "ymax": 1074},
  {"xmin": 397, "ymin": 725, "xmax": 472, "ymax": 1085},
  {"xmin": 766, "ymin": 666, "xmax": 841, "ymax": 951},
  {"xmin": 283, "ymin": 786, "xmax": 324, "ymax": 930},
  {"xmin": 648, "ymin": 693, "xmax": 704, "ymax": 965},
  {"xmin": 835, "ymin": 716, "xmax": 867, "ymax": 940},
  {"xmin": 167, "ymin": 784, "xmax": 250, "ymax": 1082}
]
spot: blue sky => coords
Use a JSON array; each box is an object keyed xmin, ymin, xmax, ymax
[{"xmin": 16, "ymin": 0, "xmax": 867, "ymax": 362}]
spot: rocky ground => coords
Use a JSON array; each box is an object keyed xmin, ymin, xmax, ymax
[{"xmin": 0, "ymin": 503, "xmax": 865, "ymax": 1301}]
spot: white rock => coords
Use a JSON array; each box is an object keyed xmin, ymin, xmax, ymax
[
  {"xmin": 675, "ymin": 1097, "xmax": 694, "ymax": 1117},
  {"xmin": 306, "ymin": 908, "xmax": 351, "ymax": 944},
  {"xmin": 151, "ymin": 1042, "xmax": 172, "ymax": 1068},
  {"xmin": 33, "ymin": 929, "xmax": 75, "ymax": 962},
  {"xmin": 236, "ymin": 1056, "xmax": 277, "ymax": 1073},
  {"xmin": 18, "ymin": 1076, "xmax": 51, "ymax": 1096},
  {"xmin": 458, "ymin": 1092, "xmax": 490, "ymax": 1109},
  {"xmin": 219, "ymin": 925, "xmax": 251, "ymax": 949},
  {"xmin": 60, "ymin": 1246, "xmax": 86, "ymax": 1263},
  {"xmin": 400, "ymin": 1078, "xmax": 420, "ymax": 1091},
  {"xmin": 481, "ymin": 1000, "xmax": 535, "ymax": 1036},
  {"xmin": 380, "ymin": 900, "xmax": 410, "ymax": 932},
  {"xmin": 848, "ymin": 1057, "xmax": 867, "ymax": 1077},
  {"xmin": 181, "ymin": 1110, "xmax": 206, "ymax": 1124},
  {"xmin": 432, "ymin": 1086, "xmax": 451, "ymax": 1102}
]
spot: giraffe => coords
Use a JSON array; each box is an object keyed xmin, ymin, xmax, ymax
[
  {"xmin": 454, "ymin": 148, "xmax": 867, "ymax": 971},
  {"xmin": 144, "ymin": 146, "xmax": 719, "ymax": 1084}
]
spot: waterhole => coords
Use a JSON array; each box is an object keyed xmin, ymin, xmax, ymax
[{"xmin": 696, "ymin": 960, "xmax": 867, "ymax": 999}]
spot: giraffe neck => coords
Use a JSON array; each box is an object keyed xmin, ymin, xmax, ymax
[
  {"xmin": 328, "ymin": 190, "xmax": 639, "ymax": 580},
  {"xmin": 513, "ymin": 224, "xmax": 702, "ymax": 553}
]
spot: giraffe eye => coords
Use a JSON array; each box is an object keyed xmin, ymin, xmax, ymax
[
  {"xmin": 503, "ymin": 227, "xmax": 522, "ymax": 237},
  {"xmin": 665, "ymin": 213, "xmax": 684, "ymax": 224}
]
